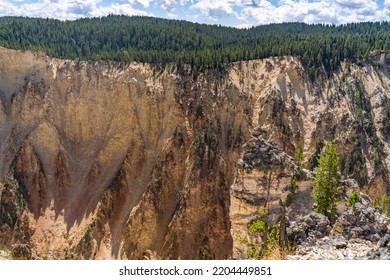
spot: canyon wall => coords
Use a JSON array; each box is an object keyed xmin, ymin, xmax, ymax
[{"xmin": 0, "ymin": 47, "xmax": 389, "ymax": 259}]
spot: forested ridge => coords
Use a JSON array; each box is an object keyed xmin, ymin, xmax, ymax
[{"xmin": 0, "ymin": 15, "xmax": 389, "ymax": 78}]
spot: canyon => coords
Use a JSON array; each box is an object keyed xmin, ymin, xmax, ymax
[{"xmin": 0, "ymin": 46, "xmax": 389, "ymax": 259}]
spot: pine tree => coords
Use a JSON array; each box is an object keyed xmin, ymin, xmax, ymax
[
  {"xmin": 313, "ymin": 143, "xmax": 340, "ymax": 220},
  {"xmin": 294, "ymin": 140, "xmax": 304, "ymax": 171},
  {"xmin": 381, "ymin": 193, "xmax": 388, "ymax": 215}
]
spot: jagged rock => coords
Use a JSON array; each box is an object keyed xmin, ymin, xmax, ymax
[
  {"xmin": 287, "ymin": 212, "xmax": 331, "ymax": 244},
  {"xmin": 350, "ymin": 227, "xmax": 363, "ymax": 238},
  {"xmin": 340, "ymin": 179, "xmax": 359, "ymax": 190},
  {"xmin": 366, "ymin": 234, "xmax": 390, "ymax": 260},
  {"xmin": 237, "ymin": 159, "xmax": 245, "ymax": 167},
  {"xmin": 11, "ymin": 244, "xmax": 32, "ymax": 260},
  {"xmin": 288, "ymin": 235, "xmax": 375, "ymax": 260},
  {"xmin": 333, "ymin": 237, "xmax": 348, "ymax": 249},
  {"xmin": 143, "ymin": 250, "xmax": 160, "ymax": 260},
  {"xmin": 288, "ymin": 204, "xmax": 390, "ymax": 260},
  {"xmin": 0, "ymin": 250, "xmax": 11, "ymax": 260},
  {"xmin": 370, "ymin": 233, "xmax": 381, "ymax": 243},
  {"xmin": 299, "ymin": 168, "xmax": 314, "ymax": 180},
  {"xmin": 231, "ymin": 137, "xmax": 309, "ymax": 259},
  {"xmin": 333, "ymin": 203, "xmax": 389, "ymax": 240},
  {"xmin": 240, "ymin": 138, "xmax": 295, "ymax": 171}
]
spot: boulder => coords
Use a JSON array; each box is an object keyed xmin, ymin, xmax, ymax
[
  {"xmin": 334, "ymin": 204, "xmax": 389, "ymax": 240},
  {"xmin": 366, "ymin": 234, "xmax": 390, "ymax": 260},
  {"xmin": 287, "ymin": 212, "xmax": 330, "ymax": 244},
  {"xmin": 288, "ymin": 203, "xmax": 390, "ymax": 260}
]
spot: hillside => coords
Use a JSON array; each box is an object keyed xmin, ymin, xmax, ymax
[{"xmin": 1, "ymin": 16, "xmax": 390, "ymax": 79}]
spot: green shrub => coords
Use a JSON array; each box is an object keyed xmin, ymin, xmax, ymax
[
  {"xmin": 371, "ymin": 197, "xmax": 379, "ymax": 208},
  {"xmin": 381, "ymin": 193, "xmax": 388, "ymax": 215},
  {"xmin": 348, "ymin": 191, "xmax": 361, "ymax": 212}
]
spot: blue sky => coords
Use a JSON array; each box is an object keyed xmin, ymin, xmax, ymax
[{"xmin": 0, "ymin": 1, "xmax": 389, "ymax": 28}]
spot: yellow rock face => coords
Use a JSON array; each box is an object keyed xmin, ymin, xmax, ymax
[
  {"xmin": 0, "ymin": 47, "xmax": 242, "ymax": 259},
  {"xmin": 0, "ymin": 47, "xmax": 389, "ymax": 259}
]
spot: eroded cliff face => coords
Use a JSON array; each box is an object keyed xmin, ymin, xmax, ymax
[
  {"xmin": 0, "ymin": 47, "xmax": 389, "ymax": 259},
  {"xmin": 228, "ymin": 54, "xmax": 390, "ymax": 259},
  {"xmin": 0, "ymin": 47, "xmax": 248, "ymax": 259}
]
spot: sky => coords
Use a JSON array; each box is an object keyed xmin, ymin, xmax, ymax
[{"xmin": 0, "ymin": 0, "xmax": 389, "ymax": 28}]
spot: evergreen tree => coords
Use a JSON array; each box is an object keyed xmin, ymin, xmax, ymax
[
  {"xmin": 381, "ymin": 193, "xmax": 388, "ymax": 215},
  {"xmin": 313, "ymin": 142, "xmax": 340, "ymax": 220},
  {"xmin": 0, "ymin": 16, "xmax": 389, "ymax": 80},
  {"xmin": 294, "ymin": 140, "xmax": 304, "ymax": 171},
  {"xmin": 348, "ymin": 190, "xmax": 361, "ymax": 212}
]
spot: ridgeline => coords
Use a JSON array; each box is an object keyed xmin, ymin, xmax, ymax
[{"xmin": 0, "ymin": 15, "xmax": 389, "ymax": 79}]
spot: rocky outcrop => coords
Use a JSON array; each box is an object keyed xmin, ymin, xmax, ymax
[
  {"xmin": 0, "ymin": 249, "xmax": 10, "ymax": 260},
  {"xmin": 287, "ymin": 204, "xmax": 390, "ymax": 260},
  {"xmin": 289, "ymin": 235, "xmax": 375, "ymax": 260},
  {"xmin": 0, "ymin": 177, "xmax": 30, "ymax": 248},
  {"xmin": 230, "ymin": 136, "xmax": 315, "ymax": 259},
  {"xmin": 228, "ymin": 54, "xmax": 389, "ymax": 260},
  {"xmin": 332, "ymin": 203, "xmax": 388, "ymax": 241},
  {"xmin": 286, "ymin": 212, "xmax": 331, "ymax": 244},
  {"xmin": 11, "ymin": 244, "xmax": 32, "ymax": 260},
  {"xmin": 366, "ymin": 234, "xmax": 390, "ymax": 260}
]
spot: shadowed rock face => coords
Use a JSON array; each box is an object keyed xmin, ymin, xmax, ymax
[
  {"xmin": 0, "ymin": 47, "xmax": 246, "ymax": 259},
  {"xmin": 0, "ymin": 47, "xmax": 389, "ymax": 259}
]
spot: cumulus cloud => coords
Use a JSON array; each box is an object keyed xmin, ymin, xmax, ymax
[
  {"xmin": 189, "ymin": 0, "xmax": 264, "ymax": 20},
  {"xmin": 0, "ymin": 0, "xmax": 150, "ymax": 20},
  {"xmin": 186, "ymin": 0, "xmax": 388, "ymax": 26},
  {"xmin": 89, "ymin": 3, "xmax": 149, "ymax": 18},
  {"xmin": 335, "ymin": 0, "xmax": 372, "ymax": 10},
  {"xmin": 160, "ymin": 0, "xmax": 190, "ymax": 11},
  {"xmin": 192, "ymin": 0, "xmax": 236, "ymax": 19},
  {"xmin": 130, "ymin": 0, "xmax": 151, "ymax": 8},
  {"xmin": 239, "ymin": 0, "xmax": 387, "ymax": 25},
  {"xmin": 166, "ymin": 12, "xmax": 178, "ymax": 18},
  {"xmin": 0, "ymin": 0, "xmax": 388, "ymax": 26},
  {"xmin": 240, "ymin": 0, "xmax": 339, "ymax": 24},
  {"xmin": 236, "ymin": 22, "xmax": 253, "ymax": 29}
]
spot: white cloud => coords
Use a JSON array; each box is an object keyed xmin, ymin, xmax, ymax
[
  {"xmin": 0, "ymin": 0, "xmax": 388, "ymax": 26},
  {"xmin": 236, "ymin": 22, "xmax": 253, "ymax": 29},
  {"xmin": 191, "ymin": 0, "xmax": 237, "ymax": 20},
  {"xmin": 89, "ymin": 3, "xmax": 149, "ymax": 18},
  {"xmin": 0, "ymin": 0, "xmax": 150, "ymax": 20},
  {"xmin": 130, "ymin": 0, "xmax": 151, "ymax": 8},
  {"xmin": 160, "ymin": 0, "xmax": 190, "ymax": 11},
  {"xmin": 241, "ymin": 1, "xmax": 318, "ymax": 24},
  {"xmin": 238, "ymin": 0, "xmax": 388, "ymax": 25},
  {"xmin": 252, "ymin": 0, "xmax": 274, "ymax": 9},
  {"xmin": 166, "ymin": 12, "xmax": 178, "ymax": 18},
  {"xmin": 1, "ymin": 0, "xmax": 101, "ymax": 19},
  {"xmin": 335, "ymin": 0, "xmax": 372, "ymax": 9},
  {"xmin": 0, "ymin": 1, "xmax": 18, "ymax": 16}
]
